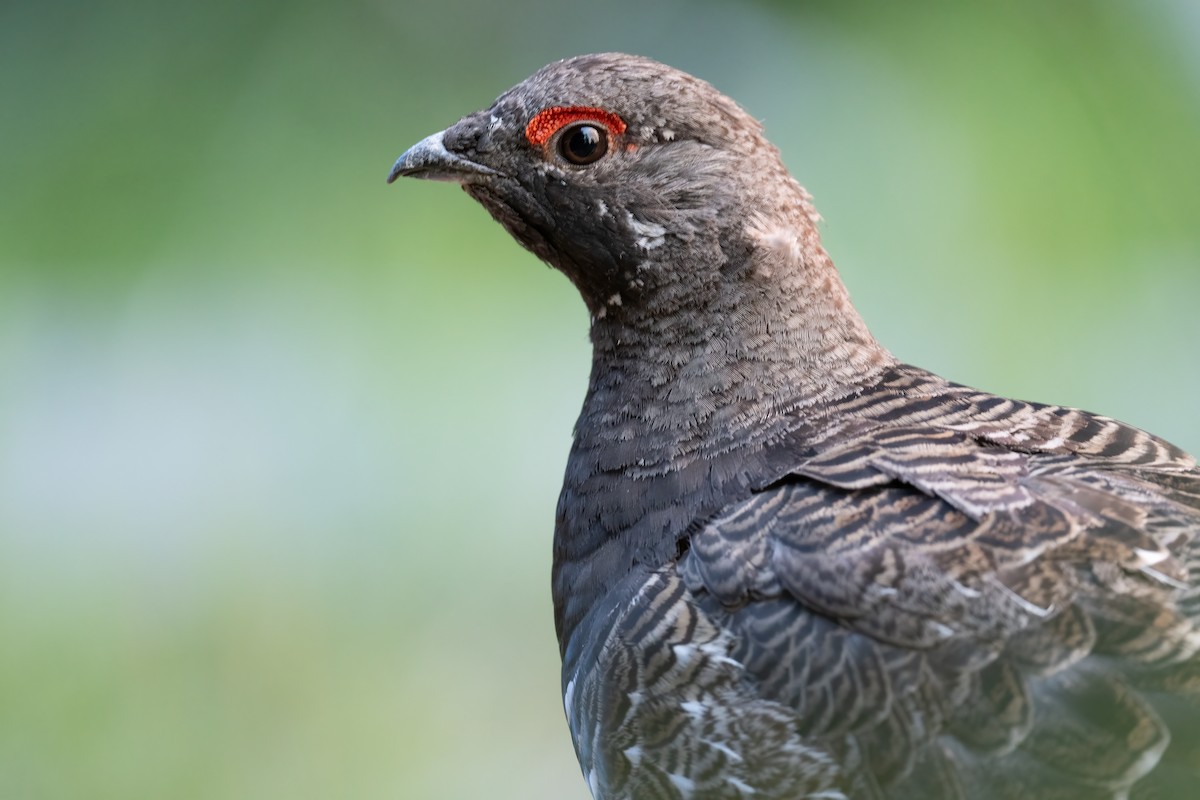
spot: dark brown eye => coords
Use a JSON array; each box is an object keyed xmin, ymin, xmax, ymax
[{"xmin": 558, "ymin": 123, "xmax": 609, "ymax": 165}]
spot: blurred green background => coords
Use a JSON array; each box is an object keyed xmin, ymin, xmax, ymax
[{"xmin": 1, "ymin": 1, "xmax": 1197, "ymax": 798}]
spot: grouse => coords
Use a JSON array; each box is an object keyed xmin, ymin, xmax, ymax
[{"xmin": 387, "ymin": 53, "xmax": 1200, "ymax": 800}]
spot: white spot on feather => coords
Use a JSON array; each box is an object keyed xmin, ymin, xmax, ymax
[
  {"xmin": 672, "ymin": 638, "xmax": 741, "ymax": 669},
  {"xmin": 1135, "ymin": 547, "xmax": 1169, "ymax": 566},
  {"xmin": 680, "ymin": 700, "xmax": 706, "ymax": 719},
  {"xmin": 623, "ymin": 745, "xmax": 643, "ymax": 766},
  {"xmin": 1139, "ymin": 563, "xmax": 1189, "ymax": 589},
  {"xmin": 673, "ymin": 642, "xmax": 698, "ymax": 662},
  {"xmin": 700, "ymin": 639, "xmax": 744, "ymax": 668},
  {"xmin": 726, "ymin": 776, "xmax": 756, "ymax": 794},
  {"xmin": 627, "ymin": 212, "xmax": 666, "ymax": 250},
  {"xmin": 745, "ymin": 217, "xmax": 803, "ymax": 262},
  {"xmin": 930, "ymin": 621, "xmax": 956, "ymax": 639},
  {"xmin": 952, "ymin": 580, "xmax": 982, "ymax": 599},
  {"xmin": 701, "ymin": 738, "xmax": 743, "ymax": 762},
  {"xmin": 992, "ymin": 578, "xmax": 1055, "ymax": 618},
  {"xmin": 668, "ymin": 773, "xmax": 695, "ymax": 798},
  {"xmin": 711, "ymin": 653, "xmax": 744, "ymax": 668},
  {"xmin": 564, "ymin": 677, "xmax": 576, "ymax": 716}
]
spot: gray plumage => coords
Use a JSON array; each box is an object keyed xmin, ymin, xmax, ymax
[{"xmin": 388, "ymin": 53, "xmax": 1200, "ymax": 799}]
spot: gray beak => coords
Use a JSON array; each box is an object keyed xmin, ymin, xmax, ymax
[{"xmin": 386, "ymin": 129, "xmax": 498, "ymax": 184}]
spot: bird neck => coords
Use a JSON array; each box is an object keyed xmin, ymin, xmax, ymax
[
  {"xmin": 551, "ymin": 218, "xmax": 895, "ymax": 655},
  {"xmin": 582, "ymin": 220, "xmax": 892, "ymax": 464}
]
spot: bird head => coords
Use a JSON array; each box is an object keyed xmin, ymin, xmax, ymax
[{"xmin": 388, "ymin": 53, "xmax": 821, "ymax": 321}]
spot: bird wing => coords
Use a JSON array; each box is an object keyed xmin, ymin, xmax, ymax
[{"xmin": 670, "ymin": 364, "xmax": 1200, "ymax": 797}]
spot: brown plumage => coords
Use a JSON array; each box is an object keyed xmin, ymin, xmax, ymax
[{"xmin": 387, "ymin": 53, "xmax": 1200, "ymax": 799}]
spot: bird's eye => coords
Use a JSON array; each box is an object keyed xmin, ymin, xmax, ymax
[{"xmin": 558, "ymin": 123, "xmax": 609, "ymax": 165}]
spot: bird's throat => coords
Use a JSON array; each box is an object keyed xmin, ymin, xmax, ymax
[{"xmin": 550, "ymin": 253, "xmax": 894, "ymax": 655}]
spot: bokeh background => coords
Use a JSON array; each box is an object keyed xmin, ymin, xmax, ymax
[{"xmin": 2, "ymin": 1, "xmax": 1198, "ymax": 798}]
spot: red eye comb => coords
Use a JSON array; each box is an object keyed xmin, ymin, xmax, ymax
[{"xmin": 524, "ymin": 106, "xmax": 627, "ymax": 147}]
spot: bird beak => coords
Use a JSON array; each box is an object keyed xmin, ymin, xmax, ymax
[{"xmin": 386, "ymin": 129, "xmax": 497, "ymax": 185}]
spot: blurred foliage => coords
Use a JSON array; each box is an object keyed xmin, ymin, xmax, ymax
[{"xmin": 0, "ymin": 1, "xmax": 1197, "ymax": 798}]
